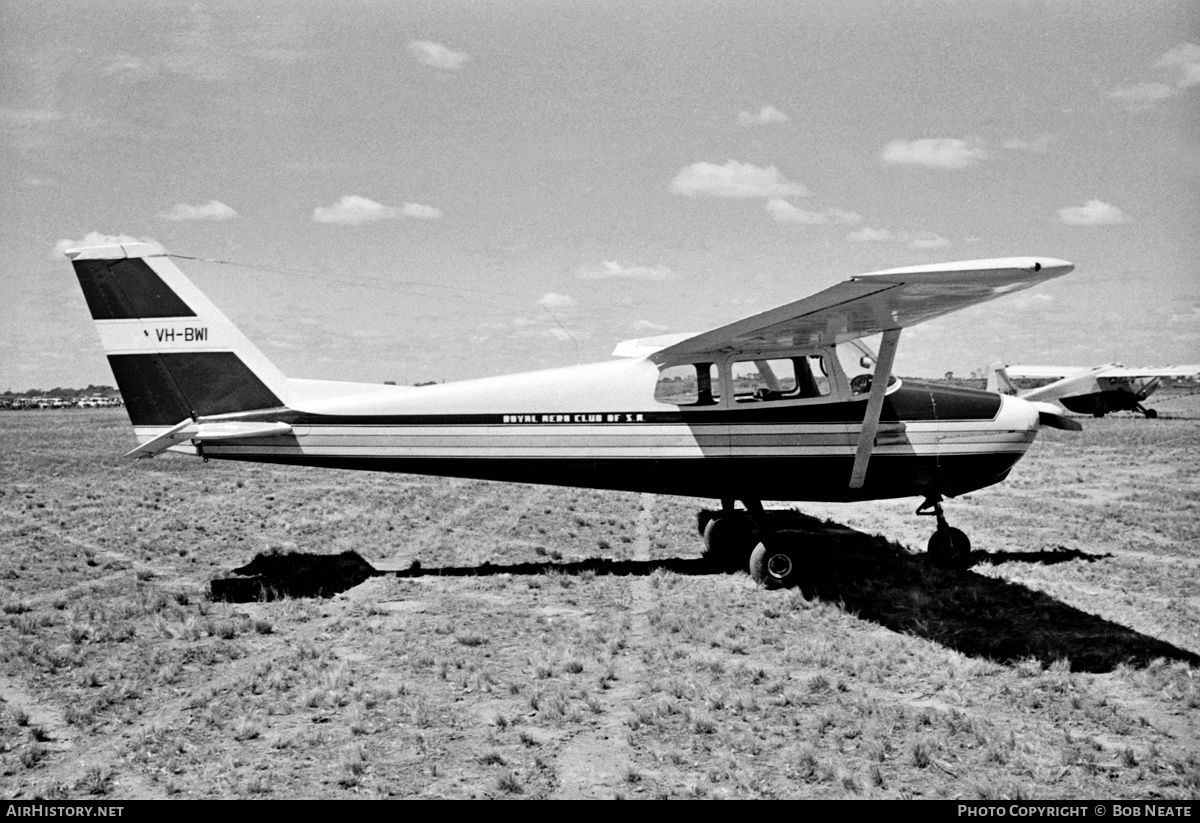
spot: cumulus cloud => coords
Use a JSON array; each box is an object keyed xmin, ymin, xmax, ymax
[
  {"xmin": 737, "ymin": 105, "xmax": 790, "ymax": 126},
  {"xmin": 51, "ymin": 232, "xmax": 164, "ymax": 260},
  {"xmin": 766, "ymin": 199, "xmax": 861, "ymax": 225},
  {"xmin": 670, "ymin": 160, "xmax": 807, "ymax": 199},
  {"xmin": 0, "ymin": 107, "xmax": 64, "ymax": 126},
  {"xmin": 1002, "ymin": 134, "xmax": 1055, "ymax": 153},
  {"xmin": 881, "ymin": 138, "xmax": 987, "ymax": 169},
  {"xmin": 1168, "ymin": 306, "xmax": 1200, "ymax": 325},
  {"xmin": 846, "ymin": 227, "xmax": 894, "ymax": 243},
  {"xmin": 909, "ymin": 233, "xmax": 951, "ymax": 250},
  {"xmin": 1110, "ymin": 42, "xmax": 1200, "ymax": 105},
  {"xmin": 576, "ymin": 261, "xmax": 680, "ymax": 282},
  {"xmin": 1157, "ymin": 42, "xmax": 1200, "ymax": 88},
  {"xmin": 1108, "ymin": 82, "xmax": 1177, "ymax": 105},
  {"xmin": 158, "ymin": 200, "xmax": 238, "ymax": 222},
  {"xmin": 399, "ymin": 202, "xmax": 445, "ymax": 220},
  {"xmin": 1056, "ymin": 200, "xmax": 1131, "ymax": 226},
  {"xmin": 538, "ymin": 292, "xmax": 576, "ymax": 309},
  {"xmin": 312, "ymin": 196, "xmax": 444, "ymax": 225},
  {"xmin": 846, "ymin": 227, "xmax": 950, "ymax": 249},
  {"xmin": 632, "ymin": 319, "xmax": 670, "ymax": 332},
  {"xmin": 408, "ymin": 40, "xmax": 469, "ymax": 71}
]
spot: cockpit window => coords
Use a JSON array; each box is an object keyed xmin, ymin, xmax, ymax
[
  {"xmin": 655, "ymin": 363, "xmax": 721, "ymax": 406},
  {"xmin": 732, "ymin": 356, "xmax": 832, "ymax": 403},
  {"xmin": 837, "ymin": 338, "xmax": 897, "ymax": 395}
]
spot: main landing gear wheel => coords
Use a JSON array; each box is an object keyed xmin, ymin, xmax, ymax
[
  {"xmin": 748, "ymin": 532, "xmax": 803, "ymax": 589},
  {"xmin": 917, "ymin": 496, "xmax": 973, "ymax": 569},
  {"xmin": 702, "ymin": 513, "xmax": 759, "ymax": 572}
]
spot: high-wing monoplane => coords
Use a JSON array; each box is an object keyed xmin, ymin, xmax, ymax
[
  {"xmin": 68, "ymin": 243, "xmax": 1077, "ymax": 585},
  {"xmin": 988, "ymin": 363, "xmax": 1198, "ymax": 419}
]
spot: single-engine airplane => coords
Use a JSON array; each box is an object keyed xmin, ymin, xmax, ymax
[
  {"xmin": 987, "ymin": 362, "xmax": 1199, "ymax": 419},
  {"xmin": 68, "ymin": 242, "xmax": 1078, "ymax": 586}
]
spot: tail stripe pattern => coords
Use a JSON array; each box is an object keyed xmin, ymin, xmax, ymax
[
  {"xmin": 74, "ymin": 258, "xmax": 196, "ymax": 320},
  {"xmin": 69, "ymin": 244, "xmax": 286, "ymax": 428},
  {"xmin": 107, "ymin": 353, "xmax": 282, "ymax": 426}
]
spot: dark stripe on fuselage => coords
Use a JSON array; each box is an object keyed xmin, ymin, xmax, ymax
[
  {"xmin": 73, "ymin": 258, "xmax": 196, "ymax": 320},
  {"xmin": 252, "ymin": 382, "xmax": 1003, "ymax": 427},
  {"xmin": 206, "ymin": 452, "xmax": 1021, "ymax": 501},
  {"xmin": 110, "ymin": 353, "xmax": 283, "ymax": 426}
]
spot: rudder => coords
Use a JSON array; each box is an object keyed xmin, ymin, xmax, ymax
[{"xmin": 986, "ymin": 361, "xmax": 1017, "ymax": 396}]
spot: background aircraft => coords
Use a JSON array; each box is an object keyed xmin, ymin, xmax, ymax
[
  {"xmin": 988, "ymin": 363, "xmax": 1200, "ymax": 419},
  {"xmin": 69, "ymin": 242, "xmax": 1076, "ymax": 586}
]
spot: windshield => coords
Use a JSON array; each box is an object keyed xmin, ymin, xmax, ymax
[{"xmin": 836, "ymin": 337, "xmax": 897, "ymax": 396}]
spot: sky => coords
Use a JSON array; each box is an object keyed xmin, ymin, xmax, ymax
[{"xmin": 2, "ymin": 0, "xmax": 1198, "ymax": 391}]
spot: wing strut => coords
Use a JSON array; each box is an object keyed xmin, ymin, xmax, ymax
[{"xmin": 849, "ymin": 328, "xmax": 901, "ymax": 490}]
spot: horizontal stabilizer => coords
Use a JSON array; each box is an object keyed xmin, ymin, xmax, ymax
[
  {"xmin": 126, "ymin": 419, "xmax": 293, "ymax": 459},
  {"xmin": 612, "ymin": 332, "xmax": 697, "ymax": 358},
  {"xmin": 1030, "ymin": 402, "xmax": 1083, "ymax": 431}
]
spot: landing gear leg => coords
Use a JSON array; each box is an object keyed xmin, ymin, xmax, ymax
[
  {"xmin": 1134, "ymin": 403, "xmax": 1158, "ymax": 419},
  {"xmin": 918, "ymin": 495, "xmax": 972, "ymax": 569},
  {"xmin": 699, "ymin": 498, "xmax": 758, "ymax": 572}
]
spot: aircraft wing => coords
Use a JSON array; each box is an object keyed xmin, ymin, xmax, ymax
[
  {"xmin": 648, "ymin": 257, "xmax": 1073, "ymax": 359},
  {"xmin": 1007, "ymin": 364, "xmax": 1200, "ymax": 379},
  {"xmin": 1018, "ymin": 371, "xmax": 1108, "ymax": 403},
  {"xmin": 1003, "ymin": 365, "xmax": 1110, "ymax": 379},
  {"xmin": 1005, "ymin": 364, "xmax": 1200, "ymax": 402},
  {"xmin": 1093, "ymin": 365, "xmax": 1200, "ymax": 378}
]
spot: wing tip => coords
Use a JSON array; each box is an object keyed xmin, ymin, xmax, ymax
[{"xmin": 857, "ymin": 257, "xmax": 1074, "ymax": 282}]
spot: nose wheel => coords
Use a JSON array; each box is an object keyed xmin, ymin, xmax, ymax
[{"xmin": 918, "ymin": 496, "xmax": 972, "ymax": 569}]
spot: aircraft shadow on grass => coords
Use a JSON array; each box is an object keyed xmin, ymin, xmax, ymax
[
  {"xmin": 211, "ymin": 511, "xmax": 1196, "ymax": 674},
  {"xmin": 975, "ymin": 546, "xmax": 1114, "ymax": 566}
]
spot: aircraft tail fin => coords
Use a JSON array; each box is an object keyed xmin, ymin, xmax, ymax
[
  {"xmin": 986, "ymin": 361, "xmax": 1018, "ymax": 396},
  {"xmin": 66, "ymin": 243, "xmax": 288, "ymax": 428}
]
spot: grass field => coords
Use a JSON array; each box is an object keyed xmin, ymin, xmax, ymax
[{"xmin": 1, "ymin": 400, "xmax": 1198, "ymax": 799}]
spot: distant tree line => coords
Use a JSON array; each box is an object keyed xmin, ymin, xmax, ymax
[
  {"xmin": 1, "ymin": 385, "xmax": 123, "ymax": 410},
  {"xmin": 2, "ymin": 384, "xmax": 120, "ymax": 399}
]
